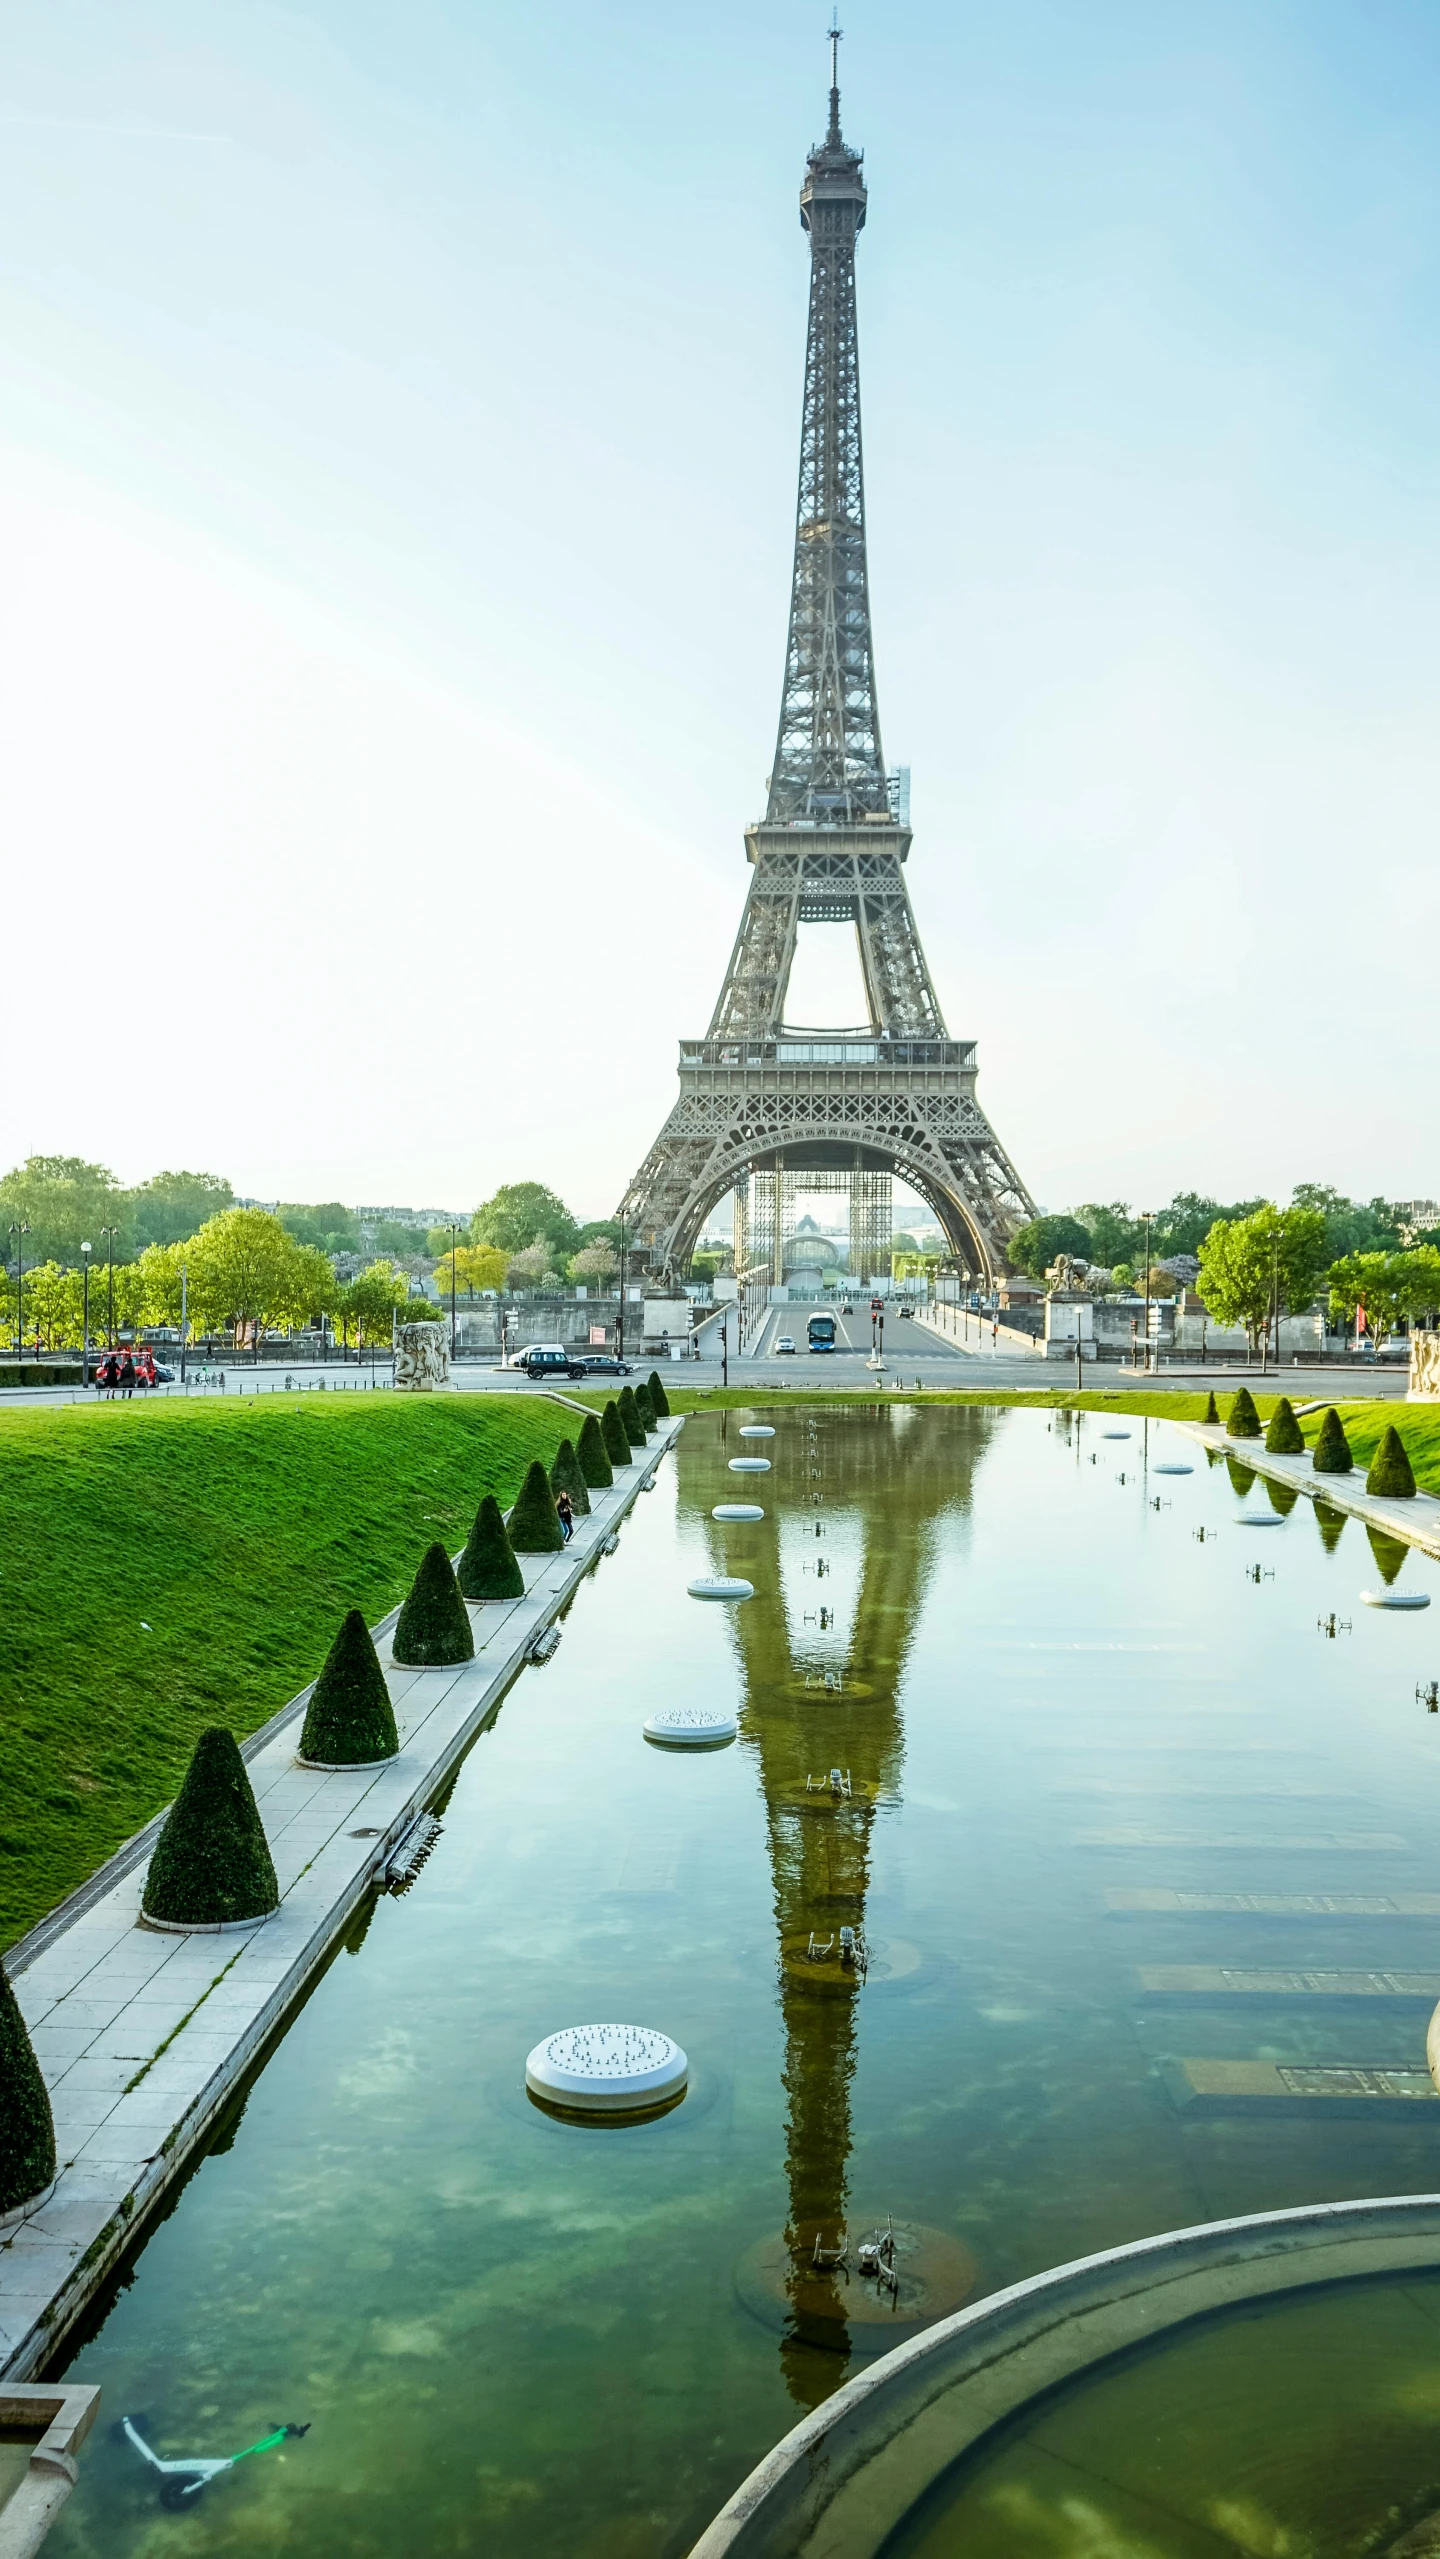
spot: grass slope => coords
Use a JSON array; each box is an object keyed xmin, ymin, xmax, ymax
[{"xmin": 0, "ymin": 1396, "xmax": 568, "ymax": 1949}]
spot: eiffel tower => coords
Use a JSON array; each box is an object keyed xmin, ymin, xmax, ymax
[{"xmin": 621, "ymin": 44, "xmax": 1035, "ymax": 1285}]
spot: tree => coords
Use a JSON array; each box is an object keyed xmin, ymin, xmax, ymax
[
  {"xmin": 457, "ymin": 1495, "xmax": 525, "ymax": 1599},
  {"xmin": 577, "ymin": 1411, "xmax": 614, "ymax": 1488},
  {"xmin": 549, "ymin": 1437, "xmax": 591, "ymax": 1517},
  {"xmin": 1403, "ymin": 1247, "xmax": 1440, "ymax": 1323},
  {"xmin": 1292, "ymin": 1183, "xmax": 1403, "ymax": 1259},
  {"xmin": 299, "ymin": 1611, "xmax": 399, "ymax": 1764},
  {"xmin": 506, "ymin": 1239, "xmax": 563, "ymax": 1290},
  {"xmin": 1367, "ymin": 1424, "xmax": 1417, "ymax": 1499},
  {"xmin": 647, "ymin": 1369, "xmax": 671, "ymax": 1420},
  {"xmin": 1153, "ymin": 1192, "xmax": 1263, "ymax": 1259},
  {"xmin": 1311, "ymin": 1407, "xmax": 1354, "ymax": 1475},
  {"xmin": 633, "ymin": 1382, "xmax": 656, "ymax": 1436},
  {"xmin": 619, "ymin": 1384, "xmax": 647, "ymax": 1444},
  {"xmin": 138, "ymin": 1242, "xmax": 187, "ymax": 1332},
  {"xmin": 473, "ymin": 1183, "xmax": 579, "ymax": 1263},
  {"xmin": 337, "ymin": 1258, "xmax": 410, "ymax": 1349},
  {"xmin": 278, "ymin": 1201, "xmax": 360, "ymax": 1256},
  {"xmin": 0, "ymin": 1960, "xmax": 55, "ymax": 2212},
  {"xmin": 508, "ymin": 1458, "xmax": 564, "ymax": 1552},
  {"xmin": 22, "ymin": 1262, "xmax": 80, "ymax": 1349},
  {"xmin": 1265, "ymin": 1396, "xmax": 1305, "ymax": 1454},
  {"xmin": 0, "ymin": 1155, "xmax": 128, "ymax": 1265},
  {"xmin": 281, "ymin": 1243, "xmax": 341, "ymax": 1330},
  {"xmin": 430, "ymin": 1244, "xmax": 508, "ymax": 1302},
  {"xmin": 1203, "ymin": 1391, "xmax": 1220, "ymax": 1425},
  {"xmin": 1073, "ymin": 1202, "xmax": 1142, "ymax": 1265},
  {"xmin": 185, "ymin": 1208, "xmax": 306, "ymax": 1344},
  {"xmin": 1326, "ymin": 1252, "xmax": 1413, "ymax": 1353},
  {"xmin": 142, "ymin": 1728, "xmax": 279, "ymax": 1926},
  {"xmin": 131, "ymin": 1170, "xmax": 234, "ymax": 1250},
  {"xmin": 1227, "ymin": 1386, "xmax": 1261, "ymax": 1439},
  {"xmin": 571, "ymin": 1241, "xmax": 619, "ymax": 1286},
  {"xmin": 601, "ymin": 1399, "xmax": 632, "ymax": 1466},
  {"xmin": 1196, "ymin": 1205, "xmax": 1328, "ymax": 1351},
  {"xmin": 393, "ymin": 1544, "xmax": 475, "ymax": 1666},
  {"xmin": 1008, "ymin": 1215, "xmax": 1093, "ymax": 1280}
]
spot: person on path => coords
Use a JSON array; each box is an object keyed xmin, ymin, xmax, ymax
[
  {"xmin": 138, "ymin": 1348, "xmax": 159, "ymax": 1390},
  {"xmin": 97, "ymin": 1350, "xmax": 120, "ymax": 1399},
  {"xmin": 118, "ymin": 1349, "xmax": 137, "ymax": 1399},
  {"xmin": 556, "ymin": 1489, "xmax": 574, "ymax": 1543}
]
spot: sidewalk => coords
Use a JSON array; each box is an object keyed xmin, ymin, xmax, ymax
[
  {"xmin": 0, "ymin": 1419, "xmax": 682, "ymax": 2382},
  {"xmin": 1178, "ymin": 1421, "xmax": 1440, "ymax": 1566}
]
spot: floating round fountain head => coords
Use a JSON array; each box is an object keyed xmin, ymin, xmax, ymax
[
  {"xmin": 1153, "ymin": 1464, "xmax": 1193, "ymax": 1476},
  {"xmin": 739, "ymin": 1426, "xmax": 776, "ymax": 1439},
  {"xmin": 713, "ymin": 1503, "xmax": 765, "ymax": 1522},
  {"xmin": 688, "ymin": 1576, "xmax": 755, "ymax": 1602},
  {"xmin": 643, "ymin": 1706, "xmax": 738, "ymax": 1748},
  {"xmin": 525, "ymin": 2023, "xmax": 688, "ymax": 2116},
  {"xmin": 1102, "ymin": 1431, "xmax": 1131, "ymax": 1441},
  {"xmin": 1361, "ymin": 1589, "xmax": 1431, "ymax": 1610},
  {"xmin": 729, "ymin": 1457, "xmax": 771, "ymax": 1473}
]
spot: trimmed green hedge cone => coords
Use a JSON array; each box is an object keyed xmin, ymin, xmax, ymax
[
  {"xmin": 577, "ymin": 1411, "xmax": 614, "ymax": 1489},
  {"xmin": 509, "ymin": 1458, "xmax": 564, "ymax": 1553},
  {"xmin": 1367, "ymin": 1424, "xmax": 1417, "ymax": 1499},
  {"xmin": 457, "ymin": 1494, "xmax": 524, "ymax": 1600},
  {"xmin": 1227, "ymin": 1386, "xmax": 1261, "ymax": 1439},
  {"xmin": 0, "ymin": 1960, "xmax": 56, "ymax": 2214},
  {"xmin": 1203, "ymin": 1391, "xmax": 1220, "ymax": 1426},
  {"xmin": 618, "ymin": 1385, "xmax": 647, "ymax": 1445},
  {"xmin": 634, "ymin": 1383, "xmax": 656, "ymax": 1436},
  {"xmin": 1312, "ymin": 1407, "xmax": 1354, "ymax": 1475},
  {"xmin": 1366, "ymin": 1523, "xmax": 1410, "ymax": 1587},
  {"xmin": 1265, "ymin": 1396, "xmax": 1306, "ymax": 1455},
  {"xmin": 647, "ymin": 1369, "xmax": 671, "ymax": 1419},
  {"xmin": 300, "ymin": 1609, "xmax": 399, "ymax": 1765},
  {"xmin": 601, "ymin": 1399, "xmax": 632, "ymax": 1466},
  {"xmin": 393, "ymin": 1542, "xmax": 475, "ymax": 1666},
  {"xmin": 550, "ymin": 1436, "xmax": 591, "ymax": 1517},
  {"xmin": 142, "ymin": 1726, "xmax": 279, "ymax": 1927},
  {"xmin": 1313, "ymin": 1498, "xmax": 1347, "ymax": 1554},
  {"xmin": 1225, "ymin": 1456, "xmax": 1257, "ymax": 1499}
]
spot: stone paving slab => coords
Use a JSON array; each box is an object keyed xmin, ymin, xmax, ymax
[
  {"xmin": 1166, "ymin": 2057, "xmax": 1439, "ymax": 2111},
  {"xmin": 1137, "ymin": 1966, "xmax": 1440, "ymax": 1998},
  {"xmin": 1181, "ymin": 1420, "xmax": 1440, "ymax": 1564},
  {"xmin": 0, "ymin": 1417, "xmax": 680, "ymax": 2381}
]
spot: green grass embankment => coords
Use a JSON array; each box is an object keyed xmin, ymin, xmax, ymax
[{"xmin": 0, "ymin": 1395, "xmax": 570, "ymax": 1949}]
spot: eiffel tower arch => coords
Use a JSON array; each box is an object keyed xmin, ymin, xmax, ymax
[{"xmin": 621, "ymin": 62, "xmax": 1034, "ymax": 1283}]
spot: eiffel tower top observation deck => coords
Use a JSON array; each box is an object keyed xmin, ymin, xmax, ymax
[{"xmin": 620, "ymin": 49, "xmax": 1034, "ymax": 1280}]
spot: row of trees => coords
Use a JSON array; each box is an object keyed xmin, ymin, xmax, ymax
[
  {"xmin": 0, "ymin": 1210, "xmax": 416, "ymax": 1353},
  {"xmin": 1010, "ymin": 1185, "xmax": 1418, "ymax": 1284},
  {"xmin": 1195, "ymin": 1207, "xmax": 1440, "ymax": 1353}
]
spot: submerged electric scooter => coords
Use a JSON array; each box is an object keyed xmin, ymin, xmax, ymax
[{"xmin": 121, "ymin": 2414, "xmax": 310, "ymax": 2508}]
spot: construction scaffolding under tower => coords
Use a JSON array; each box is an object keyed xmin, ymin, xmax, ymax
[{"xmin": 734, "ymin": 1168, "xmax": 893, "ymax": 1288}]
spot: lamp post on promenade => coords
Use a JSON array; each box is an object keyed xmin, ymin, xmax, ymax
[
  {"xmin": 444, "ymin": 1223, "xmax": 461, "ymax": 1364},
  {"xmin": 179, "ymin": 1263, "xmax": 188, "ymax": 1388},
  {"xmin": 80, "ymin": 1242, "xmax": 93, "ymax": 1389},
  {"xmin": 100, "ymin": 1226, "xmax": 119, "ymax": 1347},
  {"xmin": 8, "ymin": 1224, "xmax": 30, "ymax": 1366},
  {"xmin": 1139, "ymin": 1212, "xmax": 1155, "ymax": 1372}
]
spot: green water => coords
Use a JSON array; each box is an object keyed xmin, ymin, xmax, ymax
[
  {"xmin": 47, "ymin": 1405, "xmax": 1440, "ymax": 2557},
  {"xmin": 887, "ymin": 2272, "xmax": 1440, "ymax": 2556}
]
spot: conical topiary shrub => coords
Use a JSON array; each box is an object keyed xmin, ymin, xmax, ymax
[
  {"xmin": 143, "ymin": 1727, "xmax": 279, "ymax": 1928},
  {"xmin": 647, "ymin": 1369, "xmax": 671, "ymax": 1419},
  {"xmin": 1226, "ymin": 1455, "xmax": 1257, "ymax": 1500},
  {"xmin": 0, "ymin": 1961, "xmax": 55, "ymax": 2215},
  {"xmin": 1266, "ymin": 1477, "xmax": 1299, "ymax": 1516},
  {"xmin": 1367, "ymin": 1424, "xmax": 1417, "ymax": 1499},
  {"xmin": 1265, "ymin": 1396, "xmax": 1305, "ymax": 1455},
  {"xmin": 1227, "ymin": 1386, "xmax": 1261, "ymax": 1439},
  {"xmin": 393, "ymin": 1542, "xmax": 475, "ymax": 1666},
  {"xmin": 550, "ymin": 1436, "xmax": 591, "ymax": 1517},
  {"xmin": 619, "ymin": 1384, "xmax": 647, "ymax": 1445},
  {"xmin": 509, "ymin": 1458, "xmax": 564, "ymax": 1553},
  {"xmin": 457, "ymin": 1494, "xmax": 524, "ymax": 1600},
  {"xmin": 1366, "ymin": 1523, "xmax": 1410, "ymax": 1587},
  {"xmin": 1312, "ymin": 1407, "xmax": 1354, "ymax": 1475},
  {"xmin": 1203, "ymin": 1390, "xmax": 1221, "ymax": 1426},
  {"xmin": 1313, "ymin": 1498, "xmax": 1347, "ymax": 1555},
  {"xmin": 577, "ymin": 1410, "xmax": 613, "ymax": 1488},
  {"xmin": 634, "ymin": 1381, "xmax": 656, "ymax": 1436},
  {"xmin": 601, "ymin": 1399, "xmax": 632, "ymax": 1467},
  {"xmin": 300, "ymin": 1610, "xmax": 399, "ymax": 1765}
]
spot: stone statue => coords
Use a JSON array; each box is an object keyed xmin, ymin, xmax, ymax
[{"xmin": 394, "ymin": 1321, "xmax": 450, "ymax": 1392}]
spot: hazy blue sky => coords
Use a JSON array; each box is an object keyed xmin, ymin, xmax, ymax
[{"xmin": 2, "ymin": 2, "xmax": 1438, "ymax": 1216}]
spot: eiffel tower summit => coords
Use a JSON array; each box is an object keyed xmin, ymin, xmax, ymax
[{"xmin": 621, "ymin": 36, "xmax": 1035, "ymax": 1288}]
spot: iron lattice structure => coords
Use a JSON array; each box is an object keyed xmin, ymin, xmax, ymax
[{"xmin": 621, "ymin": 67, "xmax": 1034, "ymax": 1282}]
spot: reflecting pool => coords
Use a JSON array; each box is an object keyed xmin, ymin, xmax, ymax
[{"xmin": 46, "ymin": 1406, "xmax": 1440, "ymax": 2556}]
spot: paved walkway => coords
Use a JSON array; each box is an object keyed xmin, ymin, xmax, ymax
[
  {"xmin": 0, "ymin": 1419, "xmax": 681, "ymax": 2381},
  {"xmin": 1179, "ymin": 1420, "xmax": 1440, "ymax": 1565}
]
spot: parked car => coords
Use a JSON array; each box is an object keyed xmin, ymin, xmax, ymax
[
  {"xmin": 774, "ymin": 1335, "xmax": 797, "ymax": 1355},
  {"xmin": 575, "ymin": 1354, "xmax": 633, "ymax": 1376},
  {"xmin": 516, "ymin": 1346, "xmax": 588, "ymax": 1382}
]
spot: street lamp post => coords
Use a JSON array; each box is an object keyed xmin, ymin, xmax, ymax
[
  {"xmin": 445, "ymin": 1223, "xmax": 461, "ymax": 1365},
  {"xmin": 721, "ymin": 1308, "xmax": 729, "ymax": 1389},
  {"xmin": 80, "ymin": 1242, "xmax": 93, "ymax": 1389},
  {"xmin": 616, "ymin": 1226, "xmax": 629, "ymax": 1366},
  {"xmin": 179, "ymin": 1263, "xmax": 188, "ymax": 1388},
  {"xmin": 1262, "ymin": 1231, "xmax": 1280, "ymax": 1378},
  {"xmin": 8, "ymin": 1224, "xmax": 30, "ymax": 1366},
  {"xmin": 100, "ymin": 1226, "xmax": 119, "ymax": 1348},
  {"xmin": 1139, "ymin": 1212, "xmax": 1155, "ymax": 1372}
]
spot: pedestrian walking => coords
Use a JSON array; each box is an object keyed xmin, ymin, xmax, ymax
[
  {"xmin": 97, "ymin": 1350, "xmax": 120, "ymax": 1399},
  {"xmin": 556, "ymin": 1489, "xmax": 574, "ymax": 1543},
  {"xmin": 118, "ymin": 1349, "xmax": 137, "ymax": 1399},
  {"xmin": 138, "ymin": 1348, "xmax": 159, "ymax": 1390}
]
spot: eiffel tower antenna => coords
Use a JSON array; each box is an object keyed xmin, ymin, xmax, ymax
[{"xmin": 620, "ymin": 59, "xmax": 1034, "ymax": 1289}]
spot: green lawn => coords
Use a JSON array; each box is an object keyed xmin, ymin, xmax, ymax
[{"xmin": 0, "ymin": 1395, "xmax": 569, "ymax": 1950}]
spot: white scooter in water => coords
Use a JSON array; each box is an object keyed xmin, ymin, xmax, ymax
[{"xmin": 122, "ymin": 2414, "xmax": 309, "ymax": 2508}]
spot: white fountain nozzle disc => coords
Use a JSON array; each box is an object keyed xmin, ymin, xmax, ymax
[
  {"xmin": 688, "ymin": 1576, "xmax": 754, "ymax": 1601},
  {"xmin": 738, "ymin": 1425, "xmax": 776, "ymax": 1438},
  {"xmin": 525, "ymin": 2023, "xmax": 688, "ymax": 2113},
  {"xmin": 713, "ymin": 1503, "xmax": 765, "ymax": 1521},
  {"xmin": 1360, "ymin": 1588, "xmax": 1430, "ymax": 1609},
  {"xmin": 729, "ymin": 1457, "xmax": 771, "ymax": 1472},
  {"xmin": 644, "ymin": 1707, "xmax": 739, "ymax": 1746}
]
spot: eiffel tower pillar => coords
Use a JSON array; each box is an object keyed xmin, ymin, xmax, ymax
[{"xmin": 621, "ymin": 58, "xmax": 1035, "ymax": 1282}]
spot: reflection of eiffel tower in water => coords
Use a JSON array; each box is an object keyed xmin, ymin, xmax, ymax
[
  {"xmin": 695, "ymin": 1405, "xmax": 994, "ymax": 2408},
  {"xmin": 621, "ymin": 46, "xmax": 1034, "ymax": 1286}
]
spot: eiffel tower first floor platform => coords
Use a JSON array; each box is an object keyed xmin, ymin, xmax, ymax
[{"xmin": 620, "ymin": 1031, "xmax": 1035, "ymax": 1285}]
